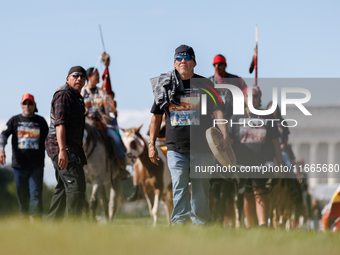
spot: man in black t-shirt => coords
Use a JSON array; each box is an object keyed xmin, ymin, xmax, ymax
[
  {"xmin": 0, "ymin": 93, "xmax": 48, "ymax": 220},
  {"xmin": 149, "ymin": 45, "xmax": 224, "ymax": 225}
]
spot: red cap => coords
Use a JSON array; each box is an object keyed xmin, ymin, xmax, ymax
[
  {"xmin": 242, "ymin": 86, "xmax": 262, "ymax": 97},
  {"xmin": 213, "ymin": 55, "xmax": 226, "ymax": 64},
  {"xmin": 21, "ymin": 93, "xmax": 35, "ymax": 103}
]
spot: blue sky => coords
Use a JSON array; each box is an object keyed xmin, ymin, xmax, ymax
[{"xmin": 1, "ymin": 0, "xmax": 339, "ymax": 185}]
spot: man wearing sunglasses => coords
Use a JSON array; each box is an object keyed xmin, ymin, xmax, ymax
[
  {"xmin": 149, "ymin": 45, "xmax": 224, "ymax": 225},
  {"xmin": 45, "ymin": 66, "xmax": 87, "ymax": 221},
  {"xmin": 209, "ymin": 54, "xmax": 247, "ymax": 120},
  {"xmin": 0, "ymin": 93, "xmax": 48, "ymax": 221}
]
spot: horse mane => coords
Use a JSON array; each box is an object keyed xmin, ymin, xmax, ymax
[{"xmin": 84, "ymin": 121, "xmax": 104, "ymax": 155}]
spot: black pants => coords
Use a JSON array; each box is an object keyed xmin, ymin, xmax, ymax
[{"xmin": 45, "ymin": 156, "xmax": 86, "ymax": 221}]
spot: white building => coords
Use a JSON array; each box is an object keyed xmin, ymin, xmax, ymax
[{"xmin": 286, "ymin": 105, "xmax": 340, "ymax": 200}]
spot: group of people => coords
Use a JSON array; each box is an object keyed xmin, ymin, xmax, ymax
[
  {"xmin": 0, "ymin": 66, "xmax": 126, "ymax": 221},
  {"xmin": 148, "ymin": 44, "xmax": 297, "ymax": 227},
  {"xmin": 0, "ymin": 44, "xmax": 296, "ymax": 227}
]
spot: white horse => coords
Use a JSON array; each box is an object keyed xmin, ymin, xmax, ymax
[{"xmin": 83, "ymin": 120, "xmax": 124, "ymax": 222}]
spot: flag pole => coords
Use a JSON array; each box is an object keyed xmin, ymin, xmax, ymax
[
  {"xmin": 99, "ymin": 24, "xmax": 106, "ymax": 52},
  {"xmin": 255, "ymin": 25, "xmax": 258, "ymax": 86}
]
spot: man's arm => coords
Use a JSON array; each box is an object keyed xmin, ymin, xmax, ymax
[
  {"xmin": 148, "ymin": 114, "xmax": 163, "ymax": 165},
  {"xmin": 0, "ymin": 119, "xmax": 13, "ymax": 166},
  {"xmin": 52, "ymin": 91, "xmax": 71, "ymax": 169},
  {"xmin": 213, "ymin": 109, "xmax": 234, "ymax": 146},
  {"xmin": 272, "ymin": 138, "xmax": 284, "ymax": 166},
  {"xmin": 56, "ymin": 124, "xmax": 68, "ymax": 169},
  {"xmin": 0, "ymin": 134, "xmax": 8, "ymax": 165}
]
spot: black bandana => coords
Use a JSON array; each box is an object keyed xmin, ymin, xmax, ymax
[
  {"xmin": 174, "ymin": 45, "xmax": 196, "ymax": 62},
  {"xmin": 68, "ymin": 66, "xmax": 86, "ymax": 76}
]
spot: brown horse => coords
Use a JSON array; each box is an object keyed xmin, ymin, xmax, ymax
[{"xmin": 121, "ymin": 125, "xmax": 173, "ymax": 226}]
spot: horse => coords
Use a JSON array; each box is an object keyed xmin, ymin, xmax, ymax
[
  {"xmin": 209, "ymin": 178, "xmax": 238, "ymax": 227},
  {"xmin": 121, "ymin": 125, "xmax": 173, "ymax": 226},
  {"xmin": 83, "ymin": 119, "xmax": 124, "ymax": 222}
]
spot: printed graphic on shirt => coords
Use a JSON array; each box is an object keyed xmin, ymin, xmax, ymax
[
  {"xmin": 239, "ymin": 118, "xmax": 267, "ymax": 144},
  {"xmin": 17, "ymin": 122, "xmax": 40, "ymax": 150},
  {"xmin": 169, "ymin": 93, "xmax": 200, "ymax": 126},
  {"xmin": 83, "ymin": 89, "xmax": 106, "ymax": 114}
]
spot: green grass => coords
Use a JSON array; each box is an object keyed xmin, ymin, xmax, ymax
[{"xmin": 0, "ymin": 216, "xmax": 339, "ymax": 255}]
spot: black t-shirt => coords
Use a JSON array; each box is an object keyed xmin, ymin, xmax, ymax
[
  {"xmin": 1, "ymin": 114, "xmax": 48, "ymax": 168},
  {"xmin": 209, "ymin": 73, "xmax": 247, "ymax": 120},
  {"xmin": 151, "ymin": 74, "xmax": 221, "ymax": 153},
  {"xmin": 228, "ymin": 112, "xmax": 280, "ymax": 166}
]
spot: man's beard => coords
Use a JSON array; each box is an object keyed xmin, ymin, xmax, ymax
[
  {"xmin": 178, "ymin": 69, "xmax": 190, "ymax": 76},
  {"xmin": 23, "ymin": 109, "xmax": 31, "ymax": 116}
]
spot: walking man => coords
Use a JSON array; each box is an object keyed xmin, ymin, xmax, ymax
[
  {"xmin": 209, "ymin": 54, "xmax": 247, "ymax": 120},
  {"xmin": 149, "ymin": 45, "xmax": 223, "ymax": 225},
  {"xmin": 0, "ymin": 93, "xmax": 48, "ymax": 220},
  {"xmin": 45, "ymin": 66, "xmax": 87, "ymax": 221}
]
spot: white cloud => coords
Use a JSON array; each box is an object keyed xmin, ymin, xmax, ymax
[{"xmin": 118, "ymin": 108, "xmax": 153, "ymax": 136}]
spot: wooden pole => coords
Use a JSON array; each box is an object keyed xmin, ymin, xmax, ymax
[{"xmin": 255, "ymin": 26, "xmax": 258, "ymax": 86}]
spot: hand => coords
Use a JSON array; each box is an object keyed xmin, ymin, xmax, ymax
[
  {"xmin": 0, "ymin": 152, "xmax": 6, "ymax": 166},
  {"xmin": 217, "ymin": 136, "xmax": 229, "ymax": 151},
  {"xmin": 58, "ymin": 149, "xmax": 68, "ymax": 169},
  {"xmin": 148, "ymin": 143, "xmax": 159, "ymax": 165}
]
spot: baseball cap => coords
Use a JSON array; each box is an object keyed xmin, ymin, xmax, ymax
[
  {"xmin": 21, "ymin": 93, "xmax": 35, "ymax": 103},
  {"xmin": 21, "ymin": 93, "xmax": 38, "ymax": 112}
]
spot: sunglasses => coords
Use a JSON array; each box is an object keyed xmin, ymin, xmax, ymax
[
  {"xmin": 22, "ymin": 101, "xmax": 34, "ymax": 106},
  {"xmin": 246, "ymin": 94, "xmax": 259, "ymax": 99},
  {"xmin": 175, "ymin": 55, "xmax": 193, "ymax": 62},
  {"xmin": 72, "ymin": 73, "xmax": 86, "ymax": 79},
  {"xmin": 213, "ymin": 63, "xmax": 225, "ymax": 67}
]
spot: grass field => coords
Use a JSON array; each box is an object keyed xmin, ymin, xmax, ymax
[{"xmin": 1, "ymin": 216, "xmax": 339, "ymax": 255}]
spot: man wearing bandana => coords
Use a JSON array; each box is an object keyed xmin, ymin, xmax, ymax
[
  {"xmin": 209, "ymin": 54, "xmax": 247, "ymax": 120},
  {"xmin": 45, "ymin": 66, "xmax": 87, "ymax": 221},
  {"xmin": 149, "ymin": 45, "xmax": 224, "ymax": 225}
]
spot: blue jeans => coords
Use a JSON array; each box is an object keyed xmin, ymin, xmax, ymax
[
  {"xmin": 167, "ymin": 150, "xmax": 211, "ymax": 225},
  {"xmin": 107, "ymin": 128, "xmax": 125, "ymax": 159},
  {"xmin": 282, "ymin": 151, "xmax": 292, "ymax": 166},
  {"xmin": 13, "ymin": 167, "xmax": 44, "ymax": 218}
]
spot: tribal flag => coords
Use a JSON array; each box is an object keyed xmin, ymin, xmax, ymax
[
  {"xmin": 329, "ymin": 185, "xmax": 340, "ymax": 219},
  {"xmin": 101, "ymin": 67, "xmax": 113, "ymax": 95},
  {"xmin": 100, "ymin": 52, "xmax": 113, "ymax": 95},
  {"xmin": 249, "ymin": 26, "xmax": 258, "ymax": 86}
]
